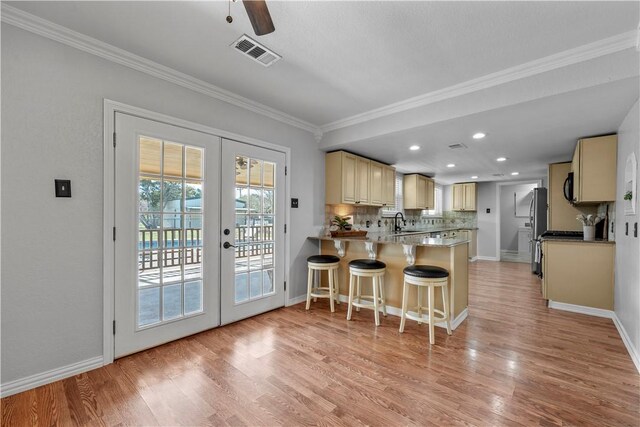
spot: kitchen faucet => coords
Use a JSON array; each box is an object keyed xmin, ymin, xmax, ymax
[{"xmin": 394, "ymin": 212, "xmax": 406, "ymax": 233}]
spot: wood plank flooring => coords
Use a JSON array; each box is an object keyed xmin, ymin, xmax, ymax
[{"xmin": 2, "ymin": 261, "xmax": 639, "ymax": 426}]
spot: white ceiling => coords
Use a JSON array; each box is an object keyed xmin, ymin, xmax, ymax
[{"xmin": 5, "ymin": 1, "xmax": 640, "ymax": 184}]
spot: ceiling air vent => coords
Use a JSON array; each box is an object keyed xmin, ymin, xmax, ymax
[
  {"xmin": 448, "ymin": 143, "xmax": 468, "ymax": 150},
  {"xmin": 492, "ymin": 173, "xmax": 505, "ymax": 177},
  {"xmin": 231, "ymin": 34, "xmax": 281, "ymax": 67}
]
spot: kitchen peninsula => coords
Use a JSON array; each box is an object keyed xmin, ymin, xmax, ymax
[{"xmin": 308, "ymin": 232, "xmax": 470, "ymax": 328}]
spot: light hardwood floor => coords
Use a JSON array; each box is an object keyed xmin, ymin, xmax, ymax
[{"xmin": 2, "ymin": 261, "xmax": 639, "ymax": 426}]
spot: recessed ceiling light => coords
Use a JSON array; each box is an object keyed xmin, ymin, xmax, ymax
[
  {"xmin": 496, "ymin": 157, "xmax": 507, "ymax": 162},
  {"xmin": 511, "ymin": 172, "xmax": 519, "ymax": 176},
  {"xmin": 472, "ymin": 132, "xmax": 486, "ymax": 140},
  {"xmin": 446, "ymin": 163, "xmax": 456, "ymax": 168},
  {"xmin": 409, "ymin": 145, "xmax": 420, "ymax": 151},
  {"xmin": 471, "ymin": 175, "xmax": 478, "ymax": 179}
]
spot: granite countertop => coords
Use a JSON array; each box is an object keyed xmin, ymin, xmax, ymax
[
  {"xmin": 309, "ymin": 233, "xmax": 469, "ymax": 248},
  {"xmin": 540, "ymin": 236, "xmax": 615, "ymax": 245}
]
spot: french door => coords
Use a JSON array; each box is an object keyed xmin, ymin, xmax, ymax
[
  {"xmin": 113, "ymin": 113, "xmax": 287, "ymax": 357},
  {"xmin": 220, "ymin": 140, "xmax": 286, "ymax": 325},
  {"xmin": 114, "ymin": 113, "xmax": 221, "ymax": 357}
]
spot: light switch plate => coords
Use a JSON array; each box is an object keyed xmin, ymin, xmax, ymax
[{"xmin": 55, "ymin": 179, "xmax": 71, "ymax": 197}]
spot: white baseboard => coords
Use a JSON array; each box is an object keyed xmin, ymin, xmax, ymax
[
  {"xmin": 469, "ymin": 256, "xmax": 478, "ymax": 262},
  {"xmin": 475, "ymin": 256, "xmax": 499, "ymax": 261},
  {"xmin": 0, "ymin": 356, "xmax": 104, "ymax": 398},
  {"xmin": 548, "ymin": 300, "xmax": 614, "ymax": 318},
  {"xmin": 286, "ymin": 294, "xmax": 307, "ymax": 306},
  {"xmin": 336, "ymin": 295, "xmax": 468, "ymax": 330},
  {"xmin": 613, "ymin": 313, "xmax": 640, "ymax": 374}
]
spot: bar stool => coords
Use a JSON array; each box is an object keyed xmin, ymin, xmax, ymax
[
  {"xmin": 347, "ymin": 259, "xmax": 387, "ymax": 326},
  {"xmin": 306, "ymin": 255, "xmax": 341, "ymax": 312},
  {"xmin": 399, "ymin": 265, "xmax": 452, "ymax": 344}
]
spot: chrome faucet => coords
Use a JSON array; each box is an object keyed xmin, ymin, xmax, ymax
[{"xmin": 394, "ymin": 212, "xmax": 406, "ymax": 233}]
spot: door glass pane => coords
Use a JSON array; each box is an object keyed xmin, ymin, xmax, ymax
[
  {"xmin": 139, "ymin": 137, "xmax": 162, "ymax": 175},
  {"xmin": 163, "ymin": 284, "xmax": 182, "ymax": 320},
  {"xmin": 233, "ymin": 155, "xmax": 277, "ymax": 304},
  {"xmin": 185, "ymin": 147, "xmax": 202, "ymax": 179},
  {"xmin": 164, "ymin": 142, "xmax": 183, "ymax": 177},
  {"xmin": 163, "ymin": 179, "xmax": 183, "ymax": 213},
  {"xmin": 139, "ymin": 178, "xmax": 162, "ymax": 212},
  {"xmin": 137, "ymin": 138, "xmax": 205, "ymax": 328},
  {"xmin": 185, "ymin": 281, "xmax": 203, "ymax": 314},
  {"xmin": 139, "ymin": 287, "xmax": 160, "ymax": 327}
]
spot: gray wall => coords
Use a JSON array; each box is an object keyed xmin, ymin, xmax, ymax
[
  {"xmin": 499, "ymin": 183, "xmax": 537, "ymax": 251},
  {"xmin": 1, "ymin": 25, "xmax": 324, "ymax": 384},
  {"xmin": 615, "ymin": 99, "xmax": 640, "ymax": 363},
  {"xmin": 477, "ymin": 182, "xmax": 498, "ymax": 258}
]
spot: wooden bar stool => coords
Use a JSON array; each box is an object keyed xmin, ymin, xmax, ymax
[
  {"xmin": 347, "ymin": 259, "xmax": 387, "ymax": 326},
  {"xmin": 399, "ymin": 265, "xmax": 452, "ymax": 344},
  {"xmin": 306, "ymin": 255, "xmax": 341, "ymax": 312}
]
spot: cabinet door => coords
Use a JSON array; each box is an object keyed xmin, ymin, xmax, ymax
[
  {"xmin": 571, "ymin": 142, "xmax": 581, "ymax": 202},
  {"xmin": 426, "ymin": 179, "xmax": 435, "ymax": 210},
  {"xmin": 463, "ymin": 183, "xmax": 476, "ymax": 211},
  {"xmin": 341, "ymin": 152, "xmax": 357, "ymax": 204},
  {"xmin": 416, "ymin": 176, "xmax": 427, "ymax": 209},
  {"xmin": 452, "ymin": 184, "xmax": 464, "ymax": 210},
  {"xmin": 383, "ymin": 166, "xmax": 396, "ymax": 207},
  {"xmin": 355, "ymin": 157, "xmax": 370, "ymax": 204},
  {"xmin": 369, "ymin": 161, "xmax": 384, "ymax": 206}
]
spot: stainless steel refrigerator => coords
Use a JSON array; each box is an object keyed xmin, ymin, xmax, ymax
[{"xmin": 529, "ymin": 187, "xmax": 548, "ymax": 274}]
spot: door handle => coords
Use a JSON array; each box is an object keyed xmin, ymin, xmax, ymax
[{"xmin": 223, "ymin": 242, "xmax": 236, "ymax": 249}]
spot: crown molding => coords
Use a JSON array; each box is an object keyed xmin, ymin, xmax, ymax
[
  {"xmin": 320, "ymin": 30, "xmax": 639, "ymax": 133},
  {"xmin": 1, "ymin": 4, "xmax": 320, "ymax": 134}
]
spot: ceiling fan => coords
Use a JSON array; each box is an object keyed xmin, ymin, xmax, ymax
[{"xmin": 227, "ymin": 0, "xmax": 275, "ymax": 36}]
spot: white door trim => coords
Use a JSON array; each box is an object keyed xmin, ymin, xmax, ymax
[
  {"xmin": 103, "ymin": 99, "xmax": 291, "ymax": 365},
  {"xmin": 494, "ymin": 179, "xmax": 543, "ymax": 260}
]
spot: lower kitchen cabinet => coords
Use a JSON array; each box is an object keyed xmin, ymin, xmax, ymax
[{"xmin": 541, "ymin": 240, "xmax": 614, "ymax": 310}]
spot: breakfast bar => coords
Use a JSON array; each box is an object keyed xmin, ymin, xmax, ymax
[{"xmin": 308, "ymin": 233, "xmax": 470, "ymax": 329}]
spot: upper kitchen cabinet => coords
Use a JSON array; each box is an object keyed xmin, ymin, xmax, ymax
[
  {"xmin": 571, "ymin": 135, "xmax": 617, "ymax": 204},
  {"xmin": 548, "ymin": 162, "xmax": 596, "ymax": 231},
  {"xmin": 452, "ymin": 183, "xmax": 477, "ymax": 211},
  {"xmin": 383, "ymin": 165, "xmax": 396, "ymax": 207},
  {"xmin": 403, "ymin": 174, "xmax": 434, "ymax": 210},
  {"xmin": 369, "ymin": 161, "xmax": 384, "ymax": 206},
  {"xmin": 325, "ymin": 151, "xmax": 394, "ymax": 206}
]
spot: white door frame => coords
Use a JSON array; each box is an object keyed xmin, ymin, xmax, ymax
[
  {"xmin": 103, "ymin": 99, "xmax": 291, "ymax": 364},
  {"xmin": 495, "ymin": 179, "xmax": 543, "ymax": 260}
]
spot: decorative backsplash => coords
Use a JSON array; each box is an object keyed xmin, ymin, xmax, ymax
[{"xmin": 324, "ymin": 205, "xmax": 477, "ymax": 233}]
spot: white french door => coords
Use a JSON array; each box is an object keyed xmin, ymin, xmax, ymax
[
  {"xmin": 220, "ymin": 139, "xmax": 286, "ymax": 324},
  {"xmin": 114, "ymin": 113, "xmax": 221, "ymax": 357}
]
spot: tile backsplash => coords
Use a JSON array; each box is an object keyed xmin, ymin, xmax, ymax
[{"xmin": 324, "ymin": 205, "xmax": 477, "ymax": 234}]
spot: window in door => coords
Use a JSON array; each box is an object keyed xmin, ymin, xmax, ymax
[{"xmin": 137, "ymin": 137, "xmax": 204, "ymax": 328}]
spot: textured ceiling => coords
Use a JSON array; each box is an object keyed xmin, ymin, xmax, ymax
[
  {"xmin": 5, "ymin": 1, "xmax": 640, "ymax": 185},
  {"xmin": 8, "ymin": 1, "xmax": 639, "ymax": 125}
]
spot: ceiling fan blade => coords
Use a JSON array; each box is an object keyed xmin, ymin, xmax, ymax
[{"xmin": 242, "ymin": 0, "xmax": 275, "ymax": 36}]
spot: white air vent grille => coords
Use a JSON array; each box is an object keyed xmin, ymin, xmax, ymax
[
  {"xmin": 231, "ymin": 34, "xmax": 281, "ymax": 67},
  {"xmin": 492, "ymin": 173, "xmax": 505, "ymax": 177},
  {"xmin": 448, "ymin": 143, "xmax": 468, "ymax": 149}
]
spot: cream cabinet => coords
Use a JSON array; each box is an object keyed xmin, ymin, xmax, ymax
[
  {"xmin": 452, "ymin": 183, "xmax": 477, "ymax": 211},
  {"xmin": 403, "ymin": 174, "xmax": 435, "ymax": 210},
  {"xmin": 541, "ymin": 240, "xmax": 614, "ymax": 310},
  {"xmin": 383, "ymin": 165, "xmax": 396, "ymax": 207},
  {"xmin": 369, "ymin": 161, "xmax": 384, "ymax": 206},
  {"xmin": 325, "ymin": 151, "xmax": 394, "ymax": 206},
  {"xmin": 548, "ymin": 162, "xmax": 597, "ymax": 231},
  {"xmin": 571, "ymin": 135, "xmax": 617, "ymax": 204},
  {"xmin": 458, "ymin": 229, "xmax": 477, "ymax": 260}
]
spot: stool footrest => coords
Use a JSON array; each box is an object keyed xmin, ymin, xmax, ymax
[{"xmin": 403, "ymin": 310, "xmax": 447, "ymax": 324}]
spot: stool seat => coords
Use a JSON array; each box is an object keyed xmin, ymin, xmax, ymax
[
  {"xmin": 307, "ymin": 254, "xmax": 340, "ymax": 264},
  {"xmin": 403, "ymin": 265, "xmax": 449, "ymax": 279},
  {"xmin": 349, "ymin": 259, "xmax": 386, "ymax": 270}
]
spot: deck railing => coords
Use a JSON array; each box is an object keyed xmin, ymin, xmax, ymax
[{"xmin": 139, "ymin": 225, "xmax": 273, "ymax": 270}]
